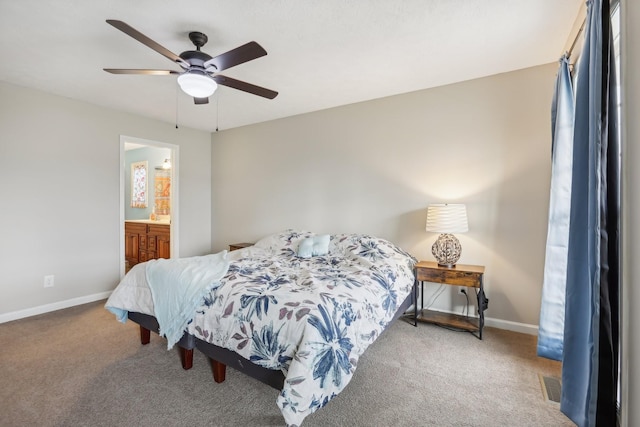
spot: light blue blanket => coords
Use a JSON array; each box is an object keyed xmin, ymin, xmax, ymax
[{"xmin": 146, "ymin": 251, "xmax": 230, "ymax": 349}]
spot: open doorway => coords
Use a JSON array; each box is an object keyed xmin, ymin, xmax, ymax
[{"xmin": 120, "ymin": 135, "xmax": 179, "ymax": 277}]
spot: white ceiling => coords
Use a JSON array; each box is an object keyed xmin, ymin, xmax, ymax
[{"xmin": 0, "ymin": 1, "xmax": 582, "ymax": 132}]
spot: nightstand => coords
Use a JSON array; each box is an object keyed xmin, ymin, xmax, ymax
[
  {"xmin": 229, "ymin": 242, "xmax": 253, "ymax": 251},
  {"xmin": 414, "ymin": 261, "xmax": 486, "ymax": 339}
]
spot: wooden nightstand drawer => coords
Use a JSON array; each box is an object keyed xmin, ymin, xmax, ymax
[{"xmin": 415, "ymin": 261, "xmax": 483, "ymax": 287}]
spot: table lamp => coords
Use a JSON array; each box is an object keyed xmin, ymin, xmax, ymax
[{"xmin": 426, "ymin": 203, "xmax": 468, "ymax": 267}]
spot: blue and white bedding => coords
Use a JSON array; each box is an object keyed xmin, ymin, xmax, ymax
[
  {"xmin": 106, "ymin": 251, "xmax": 230, "ymax": 349},
  {"xmin": 105, "ymin": 230, "xmax": 416, "ymax": 426},
  {"xmin": 187, "ymin": 230, "xmax": 416, "ymax": 426}
]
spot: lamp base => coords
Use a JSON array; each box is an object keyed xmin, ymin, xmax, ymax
[{"xmin": 432, "ymin": 233, "xmax": 462, "ymax": 267}]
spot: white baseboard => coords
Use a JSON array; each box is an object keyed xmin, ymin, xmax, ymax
[
  {"xmin": 3, "ymin": 293, "xmax": 540, "ymax": 336},
  {"xmin": 484, "ymin": 316, "xmax": 539, "ymax": 335},
  {"xmin": 0, "ymin": 291, "xmax": 112, "ymax": 324}
]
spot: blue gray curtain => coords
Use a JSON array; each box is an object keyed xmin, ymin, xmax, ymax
[
  {"xmin": 539, "ymin": 0, "xmax": 620, "ymax": 426},
  {"xmin": 537, "ymin": 54, "xmax": 574, "ymax": 361}
]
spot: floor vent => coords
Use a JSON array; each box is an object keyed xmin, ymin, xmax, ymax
[{"xmin": 539, "ymin": 374, "xmax": 561, "ymax": 404}]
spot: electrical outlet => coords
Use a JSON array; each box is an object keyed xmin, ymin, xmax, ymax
[
  {"xmin": 44, "ymin": 275, "xmax": 55, "ymax": 288},
  {"xmin": 458, "ymin": 287, "xmax": 466, "ymax": 295}
]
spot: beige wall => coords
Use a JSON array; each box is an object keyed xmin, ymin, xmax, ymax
[
  {"xmin": 0, "ymin": 81, "xmax": 212, "ymax": 316},
  {"xmin": 621, "ymin": 1, "xmax": 638, "ymax": 425},
  {"xmin": 211, "ymin": 63, "xmax": 557, "ymax": 329}
]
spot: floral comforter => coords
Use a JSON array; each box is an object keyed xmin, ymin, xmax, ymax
[{"xmin": 187, "ymin": 230, "xmax": 416, "ymax": 426}]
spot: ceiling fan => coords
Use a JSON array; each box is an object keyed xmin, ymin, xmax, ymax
[{"xmin": 103, "ymin": 19, "xmax": 278, "ymax": 104}]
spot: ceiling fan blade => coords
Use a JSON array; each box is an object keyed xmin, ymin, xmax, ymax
[
  {"xmin": 203, "ymin": 41, "xmax": 267, "ymax": 72},
  {"xmin": 103, "ymin": 68, "xmax": 178, "ymax": 75},
  {"xmin": 106, "ymin": 20, "xmax": 189, "ymax": 68},
  {"xmin": 213, "ymin": 75, "xmax": 278, "ymax": 99},
  {"xmin": 194, "ymin": 97, "xmax": 209, "ymax": 105}
]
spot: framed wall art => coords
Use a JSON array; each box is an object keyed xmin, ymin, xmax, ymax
[{"xmin": 154, "ymin": 168, "xmax": 171, "ymax": 215}]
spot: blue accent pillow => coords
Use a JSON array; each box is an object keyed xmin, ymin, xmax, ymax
[
  {"xmin": 297, "ymin": 237, "xmax": 314, "ymax": 258},
  {"xmin": 297, "ymin": 234, "xmax": 330, "ymax": 258},
  {"xmin": 312, "ymin": 234, "xmax": 330, "ymax": 256}
]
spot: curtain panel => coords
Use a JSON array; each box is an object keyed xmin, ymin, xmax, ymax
[
  {"xmin": 537, "ymin": 55, "xmax": 574, "ymax": 361},
  {"xmin": 559, "ymin": 0, "xmax": 620, "ymax": 426}
]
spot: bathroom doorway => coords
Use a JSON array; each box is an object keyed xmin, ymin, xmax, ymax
[{"xmin": 120, "ymin": 135, "xmax": 179, "ymax": 277}]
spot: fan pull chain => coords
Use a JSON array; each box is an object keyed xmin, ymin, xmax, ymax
[
  {"xmin": 175, "ymin": 84, "xmax": 179, "ymax": 129},
  {"xmin": 215, "ymin": 93, "xmax": 219, "ymax": 132}
]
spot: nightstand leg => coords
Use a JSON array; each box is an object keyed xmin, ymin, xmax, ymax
[
  {"xmin": 479, "ymin": 276, "xmax": 484, "ymax": 340},
  {"xmin": 413, "ymin": 278, "xmax": 418, "ymax": 327},
  {"xmin": 420, "ymin": 280, "xmax": 424, "ymax": 315}
]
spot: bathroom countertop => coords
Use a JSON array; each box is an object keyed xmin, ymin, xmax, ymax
[{"xmin": 125, "ymin": 219, "xmax": 171, "ymax": 225}]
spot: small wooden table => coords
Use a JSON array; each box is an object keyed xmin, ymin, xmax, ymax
[
  {"xmin": 229, "ymin": 242, "xmax": 253, "ymax": 251},
  {"xmin": 413, "ymin": 261, "xmax": 486, "ymax": 339}
]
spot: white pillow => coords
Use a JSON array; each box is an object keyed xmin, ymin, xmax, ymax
[{"xmin": 297, "ymin": 234, "xmax": 330, "ymax": 258}]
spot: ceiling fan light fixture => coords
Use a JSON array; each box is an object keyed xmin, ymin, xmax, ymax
[{"xmin": 177, "ymin": 70, "xmax": 218, "ymax": 98}]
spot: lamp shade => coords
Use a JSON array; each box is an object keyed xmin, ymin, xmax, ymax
[
  {"xmin": 177, "ymin": 71, "xmax": 218, "ymax": 98},
  {"xmin": 426, "ymin": 204, "xmax": 468, "ymax": 233}
]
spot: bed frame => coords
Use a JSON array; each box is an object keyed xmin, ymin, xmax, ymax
[
  {"xmin": 127, "ymin": 311, "xmax": 196, "ymax": 370},
  {"xmin": 126, "ymin": 284, "xmax": 415, "ymax": 382},
  {"xmin": 195, "ymin": 290, "xmax": 416, "ymax": 390}
]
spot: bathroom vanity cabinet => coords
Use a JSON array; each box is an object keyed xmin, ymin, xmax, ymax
[{"xmin": 125, "ymin": 221, "xmax": 170, "ymax": 268}]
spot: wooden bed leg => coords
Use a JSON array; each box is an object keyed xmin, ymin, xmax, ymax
[
  {"xmin": 212, "ymin": 360, "xmax": 227, "ymax": 383},
  {"xmin": 180, "ymin": 348, "xmax": 194, "ymax": 370},
  {"xmin": 139, "ymin": 325, "xmax": 151, "ymax": 345}
]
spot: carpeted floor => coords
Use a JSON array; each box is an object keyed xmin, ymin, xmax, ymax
[{"xmin": 0, "ymin": 301, "xmax": 573, "ymax": 426}]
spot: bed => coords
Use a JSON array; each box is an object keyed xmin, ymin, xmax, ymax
[
  {"xmin": 106, "ymin": 230, "xmax": 416, "ymax": 426},
  {"xmin": 106, "ymin": 256, "xmax": 203, "ymax": 370}
]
